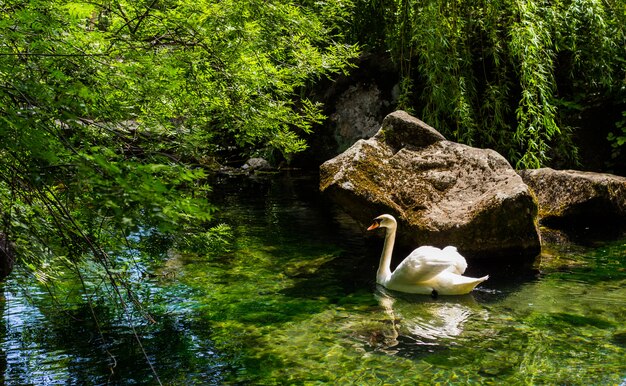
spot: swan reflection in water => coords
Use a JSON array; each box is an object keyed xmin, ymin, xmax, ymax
[{"xmin": 352, "ymin": 287, "xmax": 490, "ymax": 356}]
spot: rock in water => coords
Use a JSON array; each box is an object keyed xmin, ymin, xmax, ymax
[
  {"xmin": 519, "ymin": 168, "xmax": 626, "ymax": 227},
  {"xmin": 242, "ymin": 157, "xmax": 272, "ymax": 172},
  {"xmin": 320, "ymin": 110, "xmax": 540, "ymax": 259}
]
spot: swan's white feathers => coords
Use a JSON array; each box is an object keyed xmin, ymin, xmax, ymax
[
  {"xmin": 441, "ymin": 246, "xmax": 468, "ymax": 274},
  {"xmin": 422, "ymin": 271, "xmax": 489, "ymax": 296},
  {"xmin": 368, "ymin": 214, "xmax": 488, "ymax": 295},
  {"xmin": 389, "ymin": 256, "xmax": 451, "ymax": 284},
  {"xmin": 390, "ymin": 246, "xmax": 457, "ymax": 283}
]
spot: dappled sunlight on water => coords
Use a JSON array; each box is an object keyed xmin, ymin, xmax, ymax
[
  {"xmin": 346, "ymin": 287, "xmax": 491, "ymax": 357},
  {"xmin": 375, "ymin": 289, "xmax": 488, "ymax": 349},
  {"xmin": 1, "ymin": 173, "xmax": 626, "ymax": 384}
]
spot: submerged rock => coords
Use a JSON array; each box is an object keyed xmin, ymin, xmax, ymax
[
  {"xmin": 320, "ymin": 110, "xmax": 540, "ymax": 259},
  {"xmin": 612, "ymin": 330, "xmax": 626, "ymax": 347},
  {"xmin": 518, "ymin": 168, "xmax": 626, "ymax": 228}
]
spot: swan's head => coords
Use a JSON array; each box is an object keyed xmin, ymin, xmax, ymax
[{"xmin": 367, "ymin": 214, "xmax": 397, "ymax": 231}]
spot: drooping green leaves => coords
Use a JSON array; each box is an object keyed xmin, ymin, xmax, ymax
[
  {"xmin": 351, "ymin": 0, "xmax": 626, "ymax": 169},
  {"xmin": 510, "ymin": 0, "xmax": 559, "ymax": 168}
]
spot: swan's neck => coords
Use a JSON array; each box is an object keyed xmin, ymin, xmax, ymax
[{"xmin": 377, "ymin": 226, "xmax": 395, "ymax": 284}]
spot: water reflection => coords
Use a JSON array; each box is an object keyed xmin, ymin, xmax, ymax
[
  {"xmin": 358, "ymin": 287, "xmax": 489, "ymax": 357},
  {"xmin": 0, "ymin": 286, "xmax": 6, "ymax": 383},
  {"xmin": 0, "ymin": 277, "xmax": 227, "ymax": 385}
]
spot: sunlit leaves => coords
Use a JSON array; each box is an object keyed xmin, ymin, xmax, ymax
[
  {"xmin": 95, "ymin": 0, "xmax": 359, "ymax": 159},
  {"xmin": 0, "ymin": 0, "xmax": 358, "ymax": 297},
  {"xmin": 353, "ymin": 0, "xmax": 626, "ymax": 169},
  {"xmin": 510, "ymin": 0, "xmax": 559, "ymax": 168}
]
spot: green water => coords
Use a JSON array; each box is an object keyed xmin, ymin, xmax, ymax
[{"xmin": 1, "ymin": 173, "xmax": 626, "ymax": 384}]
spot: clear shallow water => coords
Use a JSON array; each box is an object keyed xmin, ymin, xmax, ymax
[{"xmin": 1, "ymin": 173, "xmax": 626, "ymax": 384}]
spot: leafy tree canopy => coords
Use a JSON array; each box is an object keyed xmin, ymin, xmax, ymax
[{"xmin": 0, "ymin": 0, "xmax": 357, "ymax": 286}]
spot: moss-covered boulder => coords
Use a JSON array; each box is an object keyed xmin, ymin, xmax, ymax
[
  {"xmin": 518, "ymin": 168, "xmax": 626, "ymax": 228},
  {"xmin": 320, "ymin": 110, "xmax": 540, "ymax": 260}
]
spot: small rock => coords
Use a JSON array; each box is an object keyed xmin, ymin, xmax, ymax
[{"xmin": 242, "ymin": 157, "xmax": 272, "ymax": 172}]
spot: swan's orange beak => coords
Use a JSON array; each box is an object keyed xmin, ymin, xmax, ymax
[{"xmin": 367, "ymin": 221, "xmax": 380, "ymax": 231}]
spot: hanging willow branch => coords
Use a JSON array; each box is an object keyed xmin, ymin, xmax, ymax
[{"xmin": 352, "ymin": 0, "xmax": 626, "ymax": 169}]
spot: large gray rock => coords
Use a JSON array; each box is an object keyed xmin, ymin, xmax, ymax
[
  {"xmin": 320, "ymin": 110, "xmax": 541, "ymax": 259},
  {"xmin": 518, "ymin": 168, "xmax": 626, "ymax": 226}
]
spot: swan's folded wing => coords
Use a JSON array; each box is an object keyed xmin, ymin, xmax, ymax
[
  {"xmin": 426, "ymin": 271, "xmax": 489, "ymax": 295},
  {"xmin": 390, "ymin": 254, "xmax": 452, "ymax": 284},
  {"xmin": 441, "ymin": 246, "xmax": 468, "ymax": 274}
]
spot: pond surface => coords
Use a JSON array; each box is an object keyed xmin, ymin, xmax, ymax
[{"xmin": 1, "ymin": 173, "xmax": 626, "ymax": 384}]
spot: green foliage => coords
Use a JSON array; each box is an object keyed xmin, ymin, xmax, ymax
[
  {"xmin": 92, "ymin": 0, "xmax": 359, "ymax": 160},
  {"xmin": 0, "ymin": 1, "xmax": 357, "ymax": 375},
  {"xmin": 608, "ymin": 111, "xmax": 626, "ymax": 156},
  {"xmin": 174, "ymin": 223, "xmax": 233, "ymax": 254},
  {"xmin": 0, "ymin": 0, "xmax": 357, "ymax": 294},
  {"xmin": 351, "ymin": 0, "xmax": 626, "ymax": 168}
]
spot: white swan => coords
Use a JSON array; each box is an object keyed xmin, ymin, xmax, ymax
[{"xmin": 367, "ymin": 214, "xmax": 488, "ymax": 296}]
